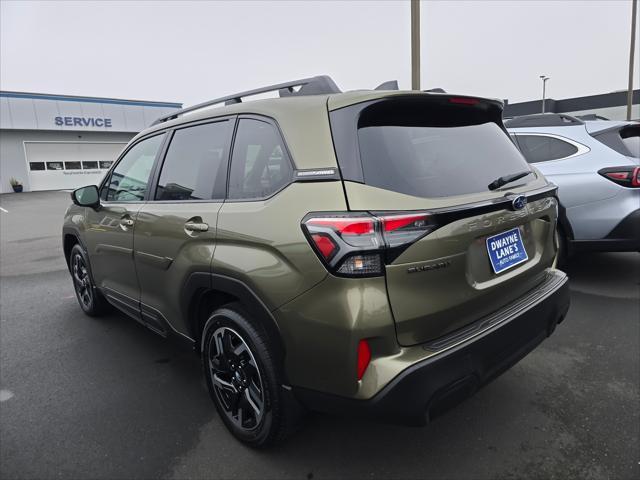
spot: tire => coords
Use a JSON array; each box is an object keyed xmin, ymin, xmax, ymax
[
  {"xmin": 69, "ymin": 243, "xmax": 109, "ymax": 316},
  {"xmin": 201, "ymin": 305, "xmax": 297, "ymax": 447},
  {"xmin": 554, "ymin": 224, "xmax": 569, "ymax": 271}
]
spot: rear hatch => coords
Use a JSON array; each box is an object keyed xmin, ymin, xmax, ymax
[{"xmin": 329, "ymin": 93, "xmax": 559, "ymax": 346}]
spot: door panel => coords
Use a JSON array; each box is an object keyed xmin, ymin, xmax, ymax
[
  {"xmin": 84, "ymin": 203, "xmax": 143, "ymax": 306},
  {"xmin": 84, "ymin": 133, "xmax": 166, "ymax": 313},
  {"xmin": 134, "ymin": 204, "xmax": 222, "ymax": 335},
  {"xmin": 133, "ymin": 119, "xmax": 233, "ymax": 337}
]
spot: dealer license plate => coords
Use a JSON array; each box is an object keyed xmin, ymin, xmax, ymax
[{"xmin": 486, "ymin": 227, "xmax": 529, "ymax": 274}]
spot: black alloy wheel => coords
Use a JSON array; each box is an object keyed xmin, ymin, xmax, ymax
[
  {"xmin": 69, "ymin": 243, "xmax": 108, "ymax": 316},
  {"xmin": 207, "ymin": 326, "xmax": 265, "ymax": 431},
  {"xmin": 72, "ymin": 250, "xmax": 94, "ymax": 311},
  {"xmin": 201, "ymin": 306, "xmax": 300, "ymax": 447}
]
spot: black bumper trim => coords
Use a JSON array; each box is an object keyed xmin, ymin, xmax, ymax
[
  {"xmin": 571, "ymin": 238, "xmax": 640, "ymax": 253},
  {"xmin": 293, "ymin": 270, "xmax": 570, "ymax": 426}
]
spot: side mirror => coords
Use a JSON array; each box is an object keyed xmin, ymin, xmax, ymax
[{"xmin": 71, "ymin": 185, "xmax": 100, "ymax": 208}]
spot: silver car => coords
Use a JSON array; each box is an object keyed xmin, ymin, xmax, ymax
[{"xmin": 506, "ymin": 113, "xmax": 639, "ymax": 262}]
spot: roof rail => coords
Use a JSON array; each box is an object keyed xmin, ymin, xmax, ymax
[
  {"xmin": 424, "ymin": 88, "xmax": 446, "ymax": 93},
  {"xmin": 152, "ymin": 75, "xmax": 341, "ymax": 126},
  {"xmin": 504, "ymin": 113, "xmax": 584, "ymax": 128},
  {"xmin": 575, "ymin": 114, "xmax": 610, "ymax": 121},
  {"xmin": 375, "ymin": 80, "xmax": 399, "ymax": 90}
]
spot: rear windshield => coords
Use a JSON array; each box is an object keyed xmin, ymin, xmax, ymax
[
  {"xmin": 330, "ymin": 96, "xmax": 532, "ymax": 198},
  {"xmin": 358, "ymin": 122, "xmax": 530, "ymax": 198}
]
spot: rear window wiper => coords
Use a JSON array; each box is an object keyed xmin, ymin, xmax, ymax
[{"xmin": 488, "ymin": 170, "xmax": 533, "ymax": 191}]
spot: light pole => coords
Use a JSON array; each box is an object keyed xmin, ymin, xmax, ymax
[
  {"xmin": 411, "ymin": 0, "xmax": 421, "ymax": 90},
  {"xmin": 540, "ymin": 75, "xmax": 550, "ymax": 113},
  {"xmin": 626, "ymin": 0, "xmax": 637, "ymax": 120}
]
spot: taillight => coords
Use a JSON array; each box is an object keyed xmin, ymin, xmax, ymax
[
  {"xmin": 356, "ymin": 339, "xmax": 371, "ymax": 381},
  {"xmin": 380, "ymin": 213, "xmax": 433, "ymax": 248},
  {"xmin": 599, "ymin": 166, "xmax": 640, "ymax": 188},
  {"xmin": 302, "ymin": 212, "xmax": 437, "ymax": 277}
]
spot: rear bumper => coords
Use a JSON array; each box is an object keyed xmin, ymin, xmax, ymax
[
  {"xmin": 293, "ymin": 269, "xmax": 570, "ymax": 426},
  {"xmin": 571, "ymin": 209, "xmax": 640, "ymax": 253}
]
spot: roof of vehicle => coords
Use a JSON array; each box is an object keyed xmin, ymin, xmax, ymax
[
  {"xmin": 505, "ymin": 113, "xmax": 638, "ymax": 134},
  {"xmin": 145, "ymin": 75, "xmax": 503, "ymax": 133},
  {"xmin": 583, "ymin": 119, "xmax": 638, "ymax": 134},
  {"xmin": 135, "ymin": 75, "xmax": 504, "ymax": 170},
  {"xmin": 504, "ymin": 113, "xmax": 584, "ymax": 129}
]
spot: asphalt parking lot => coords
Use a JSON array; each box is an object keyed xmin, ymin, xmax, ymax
[{"xmin": 0, "ymin": 190, "xmax": 638, "ymax": 480}]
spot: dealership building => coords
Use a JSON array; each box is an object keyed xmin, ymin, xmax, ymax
[{"xmin": 0, "ymin": 91, "xmax": 182, "ymax": 193}]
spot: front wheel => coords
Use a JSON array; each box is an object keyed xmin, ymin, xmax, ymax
[{"xmin": 201, "ymin": 305, "xmax": 297, "ymax": 447}]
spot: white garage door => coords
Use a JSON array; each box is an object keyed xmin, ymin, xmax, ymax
[{"xmin": 25, "ymin": 142, "xmax": 126, "ymax": 191}]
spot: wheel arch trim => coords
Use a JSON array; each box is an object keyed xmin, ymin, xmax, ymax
[
  {"xmin": 556, "ymin": 201, "xmax": 574, "ymax": 241},
  {"xmin": 181, "ymin": 272, "xmax": 285, "ymax": 359},
  {"xmin": 62, "ymin": 226, "xmax": 90, "ymax": 270}
]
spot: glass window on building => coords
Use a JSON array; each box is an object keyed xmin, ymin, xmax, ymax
[
  {"xmin": 29, "ymin": 162, "xmax": 45, "ymax": 171},
  {"xmin": 46, "ymin": 162, "xmax": 63, "ymax": 170}
]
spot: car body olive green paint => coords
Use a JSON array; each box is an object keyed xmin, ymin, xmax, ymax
[
  {"xmin": 133, "ymin": 200, "xmax": 224, "ymax": 336},
  {"xmin": 212, "ymin": 182, "xmax": 347, "ymax": 311},
  {"xmin": 82, "ymin": 202, "xmax": 146, "ymax": 302},
  {"xmin": 63, "ymin": 88, "xmax": 563, "ymax": 408}
]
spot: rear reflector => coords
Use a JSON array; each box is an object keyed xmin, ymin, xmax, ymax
[
  {"xmin": 357, "ymin": 339, "xmax": 371, "ymax": 380},
  {"xmin": 310, "ymin": 233, "xmax": 337, "ymax": 260}
]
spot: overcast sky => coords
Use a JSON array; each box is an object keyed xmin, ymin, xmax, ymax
[{"xmin": 1, "ymin": 0, "xmax": 638, "ymax": 107}]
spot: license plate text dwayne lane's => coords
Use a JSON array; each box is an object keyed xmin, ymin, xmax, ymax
[{"xmin": 486, "ymin": 227, "xmax": 529, "ymax": 274}]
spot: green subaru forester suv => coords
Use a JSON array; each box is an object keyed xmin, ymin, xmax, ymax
[{"xmin": 63, "ymin": 76, "xmax": 570, "ymax": 447}]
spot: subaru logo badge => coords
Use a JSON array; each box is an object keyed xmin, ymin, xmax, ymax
[{"xmin": 511, "ymin": 195, "xmax": 527, "ymax": 211}]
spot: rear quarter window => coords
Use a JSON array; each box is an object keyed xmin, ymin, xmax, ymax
[
  {"xmin": 228, "ymin": 118, "xmax": 293, "ymax": 200},
  {"xmin": 514, "ymin": 134, "xmax": 579, "ymax": 163}
]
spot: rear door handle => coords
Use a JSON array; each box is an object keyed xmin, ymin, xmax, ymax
[{"xmin": 184, "ymin": 222, "xmax": 209, "ymax": 233}]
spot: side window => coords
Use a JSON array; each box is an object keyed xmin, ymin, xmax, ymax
[
  {"xmin": 103, "ymin": 134, "xmax": 164, "ymax": 202},
  {"xmin": 155, "ymin": 120, "xmax": 231, "ymax": 201},
  {"xmin": 516, "ymin": 134, "xmax": 578, "ymax": 163},
  {"xmin": 228, "ymin": 118, "xmax": 293, "ymax": 200}
]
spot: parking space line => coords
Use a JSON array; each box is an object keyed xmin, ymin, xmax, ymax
[
  {"xmin": 0, "ymin": 390, "xmax": 14, "ymax": 402},
  {"xmin": 0, "ymin": 207, "xmax": 8, "ymax": 213}
]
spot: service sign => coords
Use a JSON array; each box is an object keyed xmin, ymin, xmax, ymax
[{"xmin": 54, "ymin": 116, "xmax": 113, "ymax": 128}]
